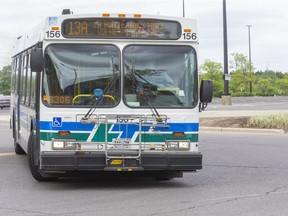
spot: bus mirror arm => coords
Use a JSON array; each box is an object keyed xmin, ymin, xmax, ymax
[
  {"xmin": 199, "ymin": 80, "xmax": 213, "ymax": 112},
  {"xmin": 30, "ymin": 46, "xmax": 44, "ymax": 73},
  {"xmin": 199, "ymin": 102, "xmax": 208, "ymax": 112}
]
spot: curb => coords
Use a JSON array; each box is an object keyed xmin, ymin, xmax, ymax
[{"xmin": 199, "ymin": 126, "xmax": 285, "ymax": 134}]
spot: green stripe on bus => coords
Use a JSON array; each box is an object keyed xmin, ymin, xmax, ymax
[
  {"xmin": 40, "ymin": 132, "xmax": 90, "ymax": 141},
  {"xmin": 40, "ymin": 132, "xmax": 198, "ymax": 143},
  {"xmin": 40, "ymin": 132, "xmax": 119, "ymax": 142},
  {"xmin": 136, "ymin": 133, "xmax": 198, "ymax": 142}
]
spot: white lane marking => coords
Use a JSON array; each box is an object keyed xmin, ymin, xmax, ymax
[{"xmin": 0, "ymin": 152, "xmax": 16, "ymax": 156}]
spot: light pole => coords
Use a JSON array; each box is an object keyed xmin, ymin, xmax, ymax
[
  {"xmin": 247, "ymin": 25, "xmax": 252, "ymax": 93},
  {"xmin": 182, "ymin": 0, "xmax": 185, "ymax": 17},
  {"xmin": 222, "ymin": 0, "xmax": 232, "ymax": 105}
]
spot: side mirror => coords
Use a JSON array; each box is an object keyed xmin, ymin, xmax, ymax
[
  {"xmin": 30, "ymin": 47, "xmax": 44, "ymax": 72},
  {"xmin": 199, "ymin": 80, "xmax": 213, "ymax": 111}
]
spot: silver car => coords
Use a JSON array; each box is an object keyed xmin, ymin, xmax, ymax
[{"xmin": 0, "ymin": 95, "xmax": 11, "ymax": 109}]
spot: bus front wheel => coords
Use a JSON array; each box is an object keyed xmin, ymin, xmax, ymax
[{"xmin": 27, "ymin": 133, "xmax": 57, "ymax": 182}]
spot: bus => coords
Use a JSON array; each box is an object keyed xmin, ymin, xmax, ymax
[{"xmin": 11, "ymin": 10, "xmax": 213, "ymax": 181}]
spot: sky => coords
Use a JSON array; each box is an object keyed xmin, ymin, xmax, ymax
[{"xmin": 0, "ymin": 0, "xmax": 287, "ymax": 72}]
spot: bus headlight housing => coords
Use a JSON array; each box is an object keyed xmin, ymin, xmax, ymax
[
  {"xmin": 166, "ymin": 140, "xmax": 190, "ymax": 150},
  {"xmin": 52, "ymin": 139, "xmax": 77, "ymax": 150}
]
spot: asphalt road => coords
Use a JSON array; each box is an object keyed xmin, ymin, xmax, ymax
[
  {"xmin": 201, "ymin": 96, "xmax": 288, "ymax": 117},
  {"xmin": 207, "ymin": 96, "xmax": 288, "ymax": 110},
  {"xmin": 1, "ymin": 120, "xmax": 288, "ymax": 216}
]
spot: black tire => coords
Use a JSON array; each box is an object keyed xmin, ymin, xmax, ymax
[
  {"xmin": 27, "ymin": 133, "xmax": 57, "ymax": 182},
  {"xmin": 14, "ymin": 139, "xmax": 26, "ymax": 155}
]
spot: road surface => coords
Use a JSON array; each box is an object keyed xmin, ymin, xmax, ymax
[{"xmin": 0, "ymin": 120, "xmax": 287, "ymax": 216}]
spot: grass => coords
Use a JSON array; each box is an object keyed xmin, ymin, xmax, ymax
[{"xmin": 247, "ymin": 112, "xmax": 288, "ymax": 133}]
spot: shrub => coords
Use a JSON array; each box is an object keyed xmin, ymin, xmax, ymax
[
  {"xmin": 247, "ymin": 112, "xmax": 288, "ymax": 132},
  {"xmin": 231, "ymin": 92, "xmax": 255, "ymax": 97}
]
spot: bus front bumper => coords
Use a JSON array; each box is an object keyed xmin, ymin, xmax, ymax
[{"xmin": 40, "ymin": 151, "xmax": 202, "ymax": 172}]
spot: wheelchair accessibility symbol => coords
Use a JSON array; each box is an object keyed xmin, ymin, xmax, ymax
[{"xmin": 52, "ymin": 117, "xmax": 62, "ymax": 127}]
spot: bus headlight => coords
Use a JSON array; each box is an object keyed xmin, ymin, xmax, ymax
[
  {"xmin": 52, "ymin": 139, "xmax": 77, "ymax": 150},
  {"xmin": 166, "ymin": 140, "xmax": 190, "ymax": 150}
]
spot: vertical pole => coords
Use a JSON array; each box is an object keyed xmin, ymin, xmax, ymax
[
  {"xmin": 223, "ymin": 0, "xmax": 229, "ymax": 95},
  {"xmin": 221, "ymin": 0, "xmax": 232, "ymax": 105},
  {"xmin": 247, "ymin": 25, "xmax": 252, "ymax": 93},
  {"xmin": 183, "ymin": 0, "xmax": 185, "ymax": 17}
]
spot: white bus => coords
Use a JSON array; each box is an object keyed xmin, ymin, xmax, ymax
[{"xmin": 11, "ymin": 10, "xmax": 213, "ymax": 181}]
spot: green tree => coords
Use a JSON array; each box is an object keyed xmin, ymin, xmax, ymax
[
  {"xmin": 0, "ymin": 65, "xmax": 12, "ymax": 95},
  {"xmin": 276, "ymin": 71, "xmax": 285, "ymax": 79},
  {"xmin": 255, "ymin": 70, "xmax": 279, "ymax": 80},
  {"xmin": 254, "ymin": 70, "xmax": 287, "ymax": 96},
  {"xmin": 276, "ymin": 74, "xmax": 288, "ymax": 95},
  {"xmin": 230, "ymin": 53, "xmax": 255, "ymax": 93},
  {"xmin": 200, "ymin": 59, "xmax": 224, "ymax": 98},
  {"xmin": 256, "ymin": 78, "xmax": 275, "ymax": 96}
]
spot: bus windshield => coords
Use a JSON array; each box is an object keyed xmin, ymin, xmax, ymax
[
  {"xmin": 42, "ymin": 44, "xmax": 197, "ymax": 108},
  {"xmin": 42, "ymin": 44, "xmax": 120, "ymax": 106},
  {"xmin": 123, "ymin": 45, "xmax": 198, "ymax": 108}
]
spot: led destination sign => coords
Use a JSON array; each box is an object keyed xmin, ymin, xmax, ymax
[{"xmin": 62, "ymin": 18, "xmax": 181, "ymax": 39}]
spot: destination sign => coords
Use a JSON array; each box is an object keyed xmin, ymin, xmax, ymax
[{"xmin": 62, "ymin": 18, "xmax": 181, "ymax": 39}]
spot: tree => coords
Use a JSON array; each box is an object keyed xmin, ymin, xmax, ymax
[
  {"xmin": 254, "ymin": 70, "xmax": 288, "ymax": 96},
  {"xmin": 276, "ymin": 71, "xmax": 285, "ymax": 79},
  {"xmin": 229, "ymin": 53, "xmax": 255, "ymax": 93},
  {"xmin": 200, "ymin": 59, "xmax": 223, "ymax": 97},
  {"xmin": 256, "ymin": 78, "xmax": 275, "ymax": 96},
  {"xmin": 230, "ymin": 70, "xmax": 245, "ymax": 93},
  {"xmin": 276, "ymin": 74, "xmax": 288, "ymax": 95},
  {"xmin": 0, "ymin": 65, "xmax": 12, "ymax": 95}
]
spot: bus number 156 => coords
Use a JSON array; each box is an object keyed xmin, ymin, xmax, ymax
[
  {"xmin": 46, "ymin": 31, "xmax": 61, "ymax": 38},
  {"xmin": 182, "ymin": 33, "xmax": 197, "ymax": 40}
]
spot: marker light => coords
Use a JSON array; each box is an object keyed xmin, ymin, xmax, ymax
[
  {"xmin": 172, "ymin": 132, "xmax": 185, "ymax": 137},
  {"xmin": 58, "ymin": 131, "xmax": 71, "ymax": 137},
  {"xmin": 134, "ymin": 14, "xmax": 142, "ymax": 18},
  {"xmin": 118, "ymin": 14, "xmax": 126, "ymax": 18}
]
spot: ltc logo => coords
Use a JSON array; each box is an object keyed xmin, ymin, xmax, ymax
[
  {"xmin": 52, "ymin": 117, "xmax": 62, "ymax": 127},
  {"xmin": 110, "ymin": 124, "xmax": 150, "ymax": 139}
]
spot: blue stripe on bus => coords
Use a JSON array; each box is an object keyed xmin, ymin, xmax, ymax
[
  {"xmin": 40, "ymin": 121, "xmax": 199, "ymax": 133},
  {"xmin": 110, "ymin": 123, "xmax": 199, "ymax": 138},
  {"xmin": 40, "ymin": 121, "xmax": 94, "ymax": 131}
]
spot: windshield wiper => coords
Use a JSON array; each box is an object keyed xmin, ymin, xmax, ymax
[
  {"xmin": 129, "ymin": 56, "xmax": 163, "ymax": 122},
  {"xmin": 82, "ymin": 56, "xmax": 118, "ymax": 120}
]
